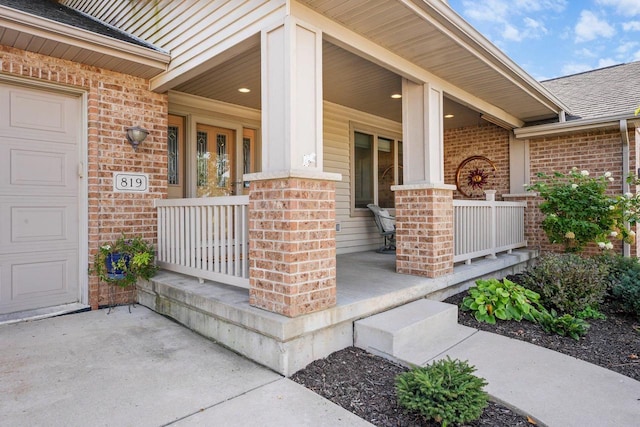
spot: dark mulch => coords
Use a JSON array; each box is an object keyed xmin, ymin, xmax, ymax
[
  {"xmin": 291, "ymin": 346, "xmax": 532, "ymax": 427},
  {"xmin": 292, "ymin": 290, "xmax": 639, "ymax": 427}
]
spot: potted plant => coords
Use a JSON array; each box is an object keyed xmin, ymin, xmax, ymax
[{"xmin": 93, "ymin": 234, "xmax": 157, "ymax": 288}]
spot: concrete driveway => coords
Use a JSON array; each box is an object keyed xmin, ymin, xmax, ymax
[{"xmin": 0, "ymin": 306, "xmax": 371, "ymax": 427}]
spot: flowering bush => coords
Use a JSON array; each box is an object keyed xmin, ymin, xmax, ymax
[
  {"xmin": 526, "ymin": 169, "xmax": 637, "ymax": 252},
  {"xmin": 93, "ymin": 235, "xmax": 157, "ymax": 287}
]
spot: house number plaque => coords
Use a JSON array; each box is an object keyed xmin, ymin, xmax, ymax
[{"xmin": 113, "ymin": 172, "xmax": 149, "ymax": 193}]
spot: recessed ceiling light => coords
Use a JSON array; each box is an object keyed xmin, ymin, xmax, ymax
[
  {"xmin": 238, "ymin": 87, "xmax": 251, "ymax": 93},
  {"xmin": 390, "ymin": 93, "xmax": 402, "ymax": 99},
  {"xmin": 444, "ymin": 114, "xmax": 455, "ymax": 119}
]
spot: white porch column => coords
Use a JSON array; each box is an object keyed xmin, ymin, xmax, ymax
[
  {"xmin": 402, "ymin": 79, "xmax": 445, "ymax": 184},
  {"xmin": 394, "ymin": 79, "xmax": 455, "ymax": 278},
  {"xmin": 509, "ymin": 134, "xmax": 530, "ymax": 192},
  {"xmin": 261, "ymin": 16, "xmax": 323, "ymax": 173},
  {"xmin": 247, "ymin": 16, "xmax": 341, "ymax": 317}
]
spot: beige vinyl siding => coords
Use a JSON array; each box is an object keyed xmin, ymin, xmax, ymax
[
  {"xmin": 63, "ymin": 0, "xmax": 286, "ymax": 82},
  {"xmin": 323, "ymin": 101, "xmax": 402, "ymax": 254}
]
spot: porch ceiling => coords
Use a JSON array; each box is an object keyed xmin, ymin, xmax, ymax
[
  {"xmin": 297, "ymin": 0, "xmax": 568, "ymax": 123},
  {"xmin": 173, "ymin": 40, "xmax": 483, "ymax": 130}
]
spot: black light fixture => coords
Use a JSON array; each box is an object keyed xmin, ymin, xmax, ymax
[{"xmin": 126, "ymin": 126, "xmax": 149, "ymax": 151}]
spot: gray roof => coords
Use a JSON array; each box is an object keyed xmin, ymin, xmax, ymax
[
  {"xmin": 0, "ymin": 0, "xmax": 161, "ymax": 51},
  {"xmin": 541, "ymin": 61, "xmax": 640, "ymax": 120}
]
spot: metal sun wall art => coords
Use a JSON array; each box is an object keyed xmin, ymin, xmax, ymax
[{"xmin": 455, "ymin": 155, "xmax": 497, "ymax": 198}]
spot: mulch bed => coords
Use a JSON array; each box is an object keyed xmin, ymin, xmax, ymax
[{"xmin": 291, "ymin": 292, "xmax": 639, "ymax": 426}]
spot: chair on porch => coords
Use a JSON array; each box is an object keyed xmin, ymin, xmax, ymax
[{"xmin": 367, "ymin": 204, "xmax": 396, "ymax": 254}]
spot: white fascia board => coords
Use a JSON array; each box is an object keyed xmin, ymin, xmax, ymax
[
  {"xmin": 403, "ymin": 0, "xmax": 570, "ymax": 116},
  {"xmin": 514, "ymin": 114, "xmax": 640, "ymax": 139},
  {"xmin": 291, "ymin": 1, "xmax": 525, "ymax": 128},
  {"xmin": 0, "ymin": 5, "xmax": 170, "ymax": 71}
]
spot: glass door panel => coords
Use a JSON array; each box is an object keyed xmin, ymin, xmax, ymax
[
  {"xmin": 195, "ymin": 124, "xmax": 235, "ymax": 197},
  {"xmin": 167, "ymin": 115, "xmax": 185, "ymax": 199}
]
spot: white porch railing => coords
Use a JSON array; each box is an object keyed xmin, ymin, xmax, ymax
[
  {"xmin": 453, "ymin": 198, "xmax": 527, "ymax": 264},
  {"xmin": 154, "ymin": 196, "xmax": 250, "ymax": 289}
]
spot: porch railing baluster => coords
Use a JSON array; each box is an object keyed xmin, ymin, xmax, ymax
[
  {"xmin": 453, "ymin": 198, "xmax": 527, "ymax": 264},
  {"xmin": 154, "ymin": 196, "xmax": 250, "ymax": 289}
]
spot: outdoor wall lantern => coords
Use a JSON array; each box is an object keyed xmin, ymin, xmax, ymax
[{"xmin": 126, "ymin": 126, "xmax": 149, "ymax": 151}]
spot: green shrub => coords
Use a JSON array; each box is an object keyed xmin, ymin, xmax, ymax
[
  {"xmin": 462, "ymin": 278, "xmax": 541, "ymax": 324},
  {"xmin": 395, "ymin": 357, "xmax": 488, "ymax": 427},
  {"xmin": 612, "ymin": 269, "xmax": 640, "ymax": 319},
  {"xmin": 574, "ymin": 306, "xmax": 606, "ymax": 320},
  {"xmin": 592, "ymin": 253, "xmax": 640, "ymax": 318},
  {"xmin": 593, "ymin": 253, "xmax": 640, "ymax": 290},
  {"xmin": 536, "ymin": 309, "xmax": 590, "ymax": 340},
  {"xmin": 517, "ymin": 252, "xmax": 608, "ymax": 315},
  {"xmin": 525, "ymin": 169, "xmax": 628, "ymax": 252}
]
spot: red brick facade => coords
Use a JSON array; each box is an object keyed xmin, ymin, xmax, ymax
[
  {"xmin": 527, "ymin": 128, "xmax": 637, "ymax": 255},
  {"xmin": 1, "ymin": 46, "xmax": 168, "ymax": 308},
  {"xmin": 444, "ymin": 123, "xmax": 510, "ymax": 199},
  {"xmin": 248, "ymin": 177, "xmax": 337, "ymax": 317},
  {"xmin": 394, "ymin": 186, "xmax": 454, "ymax": 277}
]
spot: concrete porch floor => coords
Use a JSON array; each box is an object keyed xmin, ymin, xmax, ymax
[{"xmin": 137, "ymin": 249, "xmax": 537, "ymax": 376}]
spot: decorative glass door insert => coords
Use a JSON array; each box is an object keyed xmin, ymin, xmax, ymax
[{"xmin": 196, "ymin": 124, "xmax": 235, "ymax": 197}]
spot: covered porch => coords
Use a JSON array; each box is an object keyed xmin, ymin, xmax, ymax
[{"xmin": 138, "ymin": 248, "xmax": 536, "ymax": 376}]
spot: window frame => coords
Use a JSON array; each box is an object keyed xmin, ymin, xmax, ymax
[{"xmin": 349, "ymin": 122, "xmax": 403, "ymax": 216}]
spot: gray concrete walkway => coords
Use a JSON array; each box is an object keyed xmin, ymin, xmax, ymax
[
  {"xmin": 0, "ymin": 306, "xmax": 371, "ymax": 427},
  {"xmin": 2, "ymin": 304, "xmax": 639, "ymax": 427},
  {"xmin": 439, "ymin": 330, "xmax": 640, "ymax": 427}
]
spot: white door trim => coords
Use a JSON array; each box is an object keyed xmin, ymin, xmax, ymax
[{"xmin": 0, "ymin": 74, "xmax": 89, "ymax": 307}]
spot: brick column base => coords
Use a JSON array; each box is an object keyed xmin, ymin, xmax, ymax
[
  {"xmin": 247, "ymin": 175, "xmax": 337, "ymax": 317},
  {"xmin": 393, "ymin": 184, "xmax": 455, "ymax": 278}
]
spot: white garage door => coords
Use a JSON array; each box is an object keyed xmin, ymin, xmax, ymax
[{"xmin": 0, "ymin": 82, "xmax": 81, "ymax": 315}]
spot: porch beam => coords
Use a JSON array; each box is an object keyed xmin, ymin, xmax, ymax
[{"xmin": 290, "ymin": 1, "xmax": 525, "ymax": 129}]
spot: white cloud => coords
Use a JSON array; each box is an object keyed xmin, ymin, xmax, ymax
[
  {"xmin": 462, "ymin": 0, "xmax": 510, "ymax": 23},
  {"xmin": 575, "ymin": 11, "xmax": 616, "ymax": 42},
  {"xmin": 503, "ymin": 24, "xmax": 522, "ymax": 41},
  {"xmin": 561, "ymin": 62, "xmax": 593, "ymax": 75},
  {"xmin": 623, "ymin": 21, "xmax": 640, "ymax": 31},
  {"xmin": 461, "ymin": 0, "xmax": 556, "ymax": 43},
  {"xmin": 633, "ymin": 50, "xmax": 640, "ymax": 61},
  {"xmin": 513, "ymin": 0, "xmax": 567, "ymax": 13},
  {"xmin": 596, "ymin": 0, "xmax": 640, "ymax": 17},
  {"xmin": 576, "ymin": 47, "xmax": 597, "ymax": 58},
  {"xmin": 597, "ymin": 58, "xmax": 618, "ymax": 68},
  {"xmin": 524, "ymin": 17, "xmax": 548, "ymax": 36},
  {"xmin": 616, "ymin": 41, "xmax": 639, "ymax": 54}
]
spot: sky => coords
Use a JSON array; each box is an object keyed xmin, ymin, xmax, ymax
[{"xmin": 447, "ymin": 0, "xmax": 640, "ymax": 81}]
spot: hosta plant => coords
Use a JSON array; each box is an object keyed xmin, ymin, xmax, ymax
[
  {"xmin": 462, "ymin": 278, "xmax": 542, "ymax": 324},
  {"xmin": 396, "ymin": 357, "xmax": 488, "ymax": 427},
  {"xmin": 536, "ymin": 309, "xmax": 590, "ymax": 340}
]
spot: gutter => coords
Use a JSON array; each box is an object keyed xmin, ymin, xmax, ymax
[
  {"xmin": 514, "ymin": 113, "xmax": 640, "ymax": 139},
  {"xmin": 0, "ymin": 5, "xmax": 170, "ymax": 72},
  {"xmin": 620, "ymin": 119, "xmax": 631, "ymax": 257}
]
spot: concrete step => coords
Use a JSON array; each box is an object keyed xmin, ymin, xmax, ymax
[{"xmin": 354, "ymin": 299, "xmax": 476, "ymax": 366}]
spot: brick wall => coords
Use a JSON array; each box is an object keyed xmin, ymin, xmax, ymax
[
  {"xmin": 527, "ymin": 127, "xmax": 637, "ymax": 255},
  {"xmin": 248, "ymin": 177, "xmax": 337, "ymax": 317},
  {"xmin": 444, "ymin": 123, "xmax": 510, "ymax": 199},
  {"xmin": 1, "ymin": 46, "xmax": 168, "ymax": 308}
]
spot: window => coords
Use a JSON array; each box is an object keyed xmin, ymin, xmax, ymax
[{"xmin": 353, "ymin": 127, "xmax": 403, "ymax": 209}]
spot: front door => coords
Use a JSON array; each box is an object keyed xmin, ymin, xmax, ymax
[
  {"xmin": 195, "ymin": 124, "xmax": 235, "ymax": 197},
  {"xmin": 0, "ymin": 82, "xmax": 81, "ymax": 314}
]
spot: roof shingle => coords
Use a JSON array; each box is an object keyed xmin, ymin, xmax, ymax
[{"xmin": 541, "ymin": 61, "xmax": 640, "ymax": 120}]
